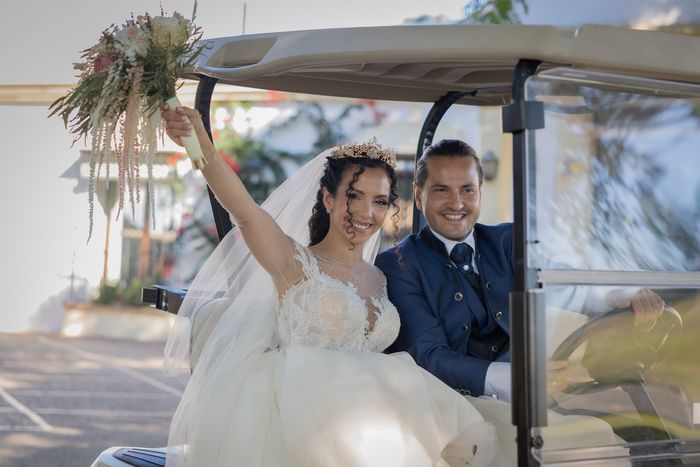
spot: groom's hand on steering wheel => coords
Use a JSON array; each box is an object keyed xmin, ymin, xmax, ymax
[{"xmin": 605, "ymin": 288, "xmax": 665, "ymax": 327}]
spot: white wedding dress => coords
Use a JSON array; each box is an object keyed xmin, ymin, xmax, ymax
[{"xmin": 167, "ymin": 243, "xmax": 496, "ymax": 467}]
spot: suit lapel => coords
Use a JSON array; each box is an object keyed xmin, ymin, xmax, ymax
[
  {"xmin": 418, "ymin": 226, "xmax": 448, "ymax": 258},
  {"xmin": 418, "ymin": 226, "xmax": 488, "ymax": 321}
]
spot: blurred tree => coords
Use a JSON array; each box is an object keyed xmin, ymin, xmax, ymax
[
  {"xmin": 586, "ymin": 91, "xmax": 700, "ymax": 271},
  {"xmin": 266, "ymin": 102, "xmax": 363, "ymax": 155},
  {"xmin": 463, "ymin": 0, "xmax": 528, "ymax": 24},
  {"xmin": 216, "ymin": 132, "xmax": 307, "ymax": 203},
  {"xmin": 406, "ymin": 0, "xmax": 528, "ymax": 25},
  {"xmin": 215, "ymin": 101, "xmax": 365, "ymax": 203}
]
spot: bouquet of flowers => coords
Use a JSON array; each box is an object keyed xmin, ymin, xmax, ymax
[{"xmin": 50, "ymin": 9, "xmax": 204, "ymax": 239}]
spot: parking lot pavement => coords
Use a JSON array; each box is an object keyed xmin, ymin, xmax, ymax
[{"xmin": 0, "ymin": 332, "xmax": 188, "ymax": 467}]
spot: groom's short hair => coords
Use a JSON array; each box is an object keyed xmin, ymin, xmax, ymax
[{"xmin": 415, "ymin": 139, "xmax": 482, "ymax": 187}]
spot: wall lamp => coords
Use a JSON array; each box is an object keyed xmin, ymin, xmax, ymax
[{"xmin": 481, "ymin": 150, "xmax": 499, "ymax": 181}]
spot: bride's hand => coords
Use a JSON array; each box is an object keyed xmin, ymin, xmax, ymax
[{"xmin": 161, "ymin": 104, "xmax": 216, "ymax": 155}]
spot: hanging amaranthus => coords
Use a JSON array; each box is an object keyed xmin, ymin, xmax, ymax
[{"xmin": 50, "ymin": 9, "xmax": 204, "ymax": 241}]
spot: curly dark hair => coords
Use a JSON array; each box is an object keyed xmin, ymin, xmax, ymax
[{"xmin": 308, "ymin": 156, "xmax": 399, "ymax": 247}]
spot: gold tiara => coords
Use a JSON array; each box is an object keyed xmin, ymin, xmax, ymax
[{"xmin": 329, "ymin": 137, "xmax": 397, "ymax": 168}]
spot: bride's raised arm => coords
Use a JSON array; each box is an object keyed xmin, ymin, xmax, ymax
[{"xmin": 162, "ymin": 104, "xmax": 301, "ymax": 290}]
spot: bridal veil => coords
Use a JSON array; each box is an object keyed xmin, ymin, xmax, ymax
[{"xmin": 163, "ymin": 148, "xmax": 381, "ymax": 464}]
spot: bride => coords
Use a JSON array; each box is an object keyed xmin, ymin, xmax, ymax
[{"xmin": 160, "ymin": 104, "xmax": 496, "ymax": 467}]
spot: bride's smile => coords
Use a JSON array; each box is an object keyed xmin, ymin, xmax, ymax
[{"xmin": 351, "ymin": 220, "xmax": 372, "ymax": 231}]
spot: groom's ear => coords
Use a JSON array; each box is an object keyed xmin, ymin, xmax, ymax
[{"xmin": 413, "ymin": 182, "xmax": 423, "ymax": 211}]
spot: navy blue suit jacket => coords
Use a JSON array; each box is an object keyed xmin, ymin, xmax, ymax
[{"xmin": 375, "ymin": 223, "xmax": 514, "ymax": 396}]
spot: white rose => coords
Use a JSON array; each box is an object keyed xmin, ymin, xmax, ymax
[
  {"xmin": 115, "ymin": 24, "xmax": 149, "ymax": 62},
  {"xmin": 151, "ymin": 15, "xmax": 189, "ymax": 48}
]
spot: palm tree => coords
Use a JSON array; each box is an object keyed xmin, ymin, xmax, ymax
[{"xmin": 95, "ymin": 180, "xmax": 119, "ymax": 285}]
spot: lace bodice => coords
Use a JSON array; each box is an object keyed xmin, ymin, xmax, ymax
[{"xmin": 276, "ymin": 244, "xmax": 400, "ymax": 353}]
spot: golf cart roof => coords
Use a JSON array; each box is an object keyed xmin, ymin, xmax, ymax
[{"xmin": 194, "ymin": 24, "xmax": 700, "ymax": 106}]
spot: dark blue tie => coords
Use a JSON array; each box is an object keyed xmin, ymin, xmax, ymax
[{"xmin": 450, "ymin": 243, "xmax": 481, "ymax": 290}]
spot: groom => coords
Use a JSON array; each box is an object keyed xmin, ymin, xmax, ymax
[{"xmin": 375, "ymin": 139, "xmax": 664, "ymax": 401}]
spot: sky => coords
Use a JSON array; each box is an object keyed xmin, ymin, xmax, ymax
[{"xmin": 0, "ymin": 0, "xmax": 698, "ymax": 332}]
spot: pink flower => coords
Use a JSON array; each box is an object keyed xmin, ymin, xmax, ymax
[
  {"xmin": 126, "ymin": 24, "xmax": 141, "ymax": 40},
  {"xmin": 93, "ymin": 53, "xmax": 114, "ymax": 73},
  {"xmin": 115, "ymin": 24, "xmax": 149, "ymax": 61}
]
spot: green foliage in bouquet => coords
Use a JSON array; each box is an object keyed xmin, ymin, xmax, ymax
[{"xmin": 49, "ymin": 8, "xmax": 204, "ymax": 240}]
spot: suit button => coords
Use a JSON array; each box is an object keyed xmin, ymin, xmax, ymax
[
  {"xmin": 454, "ymin": 292, "xmax": 463, "ymax": 301},
  {"xmin": 462, "ymin": 324, "xmax": 469, "ymax": 332},
  {"xmin": 458, "ymin": 388, "xmax": 471, "ymax": 396},
  {"xmin": 490, "ymin": 345, "xmax": 498, "ymax": 353},
  {"xmin": 485, "ymin": 281, "xmax": 491, "ymax": 290},
  {"xmin": 446, "ymin": 263, "xmax": 453, "ymax": 270},
  {"xmin": 495, "ymin": 311, "xmax": 503, "ymax": 320}
]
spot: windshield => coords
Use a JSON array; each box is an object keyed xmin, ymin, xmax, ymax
[
  {"xmin": 527, "ymin": 69, "xmax": 700, "ymax": 273},
  {"xmin": 524, "ymin": 69, "xmax": 700, "ymax": 464}
]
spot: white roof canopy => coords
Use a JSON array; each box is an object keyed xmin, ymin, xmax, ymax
[{"xmin": 193, "ymin": 24, "xmax": 700, "ymax": 105}]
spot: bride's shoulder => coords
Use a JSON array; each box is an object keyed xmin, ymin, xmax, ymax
[{"xmin": 273, "ymin": 239, "xmax": 314, "ymax": 296}]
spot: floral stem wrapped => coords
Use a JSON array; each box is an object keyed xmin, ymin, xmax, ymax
[{"xmin": 50, "ymin": 9, "xmax": 204, "ymax": 240}]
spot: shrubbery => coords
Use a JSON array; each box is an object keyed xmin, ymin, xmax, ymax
[{"xmin": 94, "ymin": 276, "xmax": 160, "ymax": 306}]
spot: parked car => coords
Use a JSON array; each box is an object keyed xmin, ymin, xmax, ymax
[{"xmin": 93, "ymin": 23, "xmax": 700, "ymax": 466}]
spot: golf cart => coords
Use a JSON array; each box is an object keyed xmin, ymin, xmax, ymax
[{"xmin": 93, "ymin": 24, "xmax": 700, "ymax": 466}]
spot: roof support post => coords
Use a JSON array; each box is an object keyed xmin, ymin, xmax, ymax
[
  {"xmin": 503, "ymin": 59, "xmax": 547, "ymax": 467},
  {"xmin": 194, "ymin": 75, "xmax": 234, "ymax": 241}
]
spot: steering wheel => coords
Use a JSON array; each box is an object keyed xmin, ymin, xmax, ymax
[{"xmin": 549, "ymin": 305, "xmax": 682, "ymax": 392}]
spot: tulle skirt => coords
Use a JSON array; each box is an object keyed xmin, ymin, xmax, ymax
[{"xmin": 171, "ymin": 346, "xmax": 496, "ymax": 467}]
